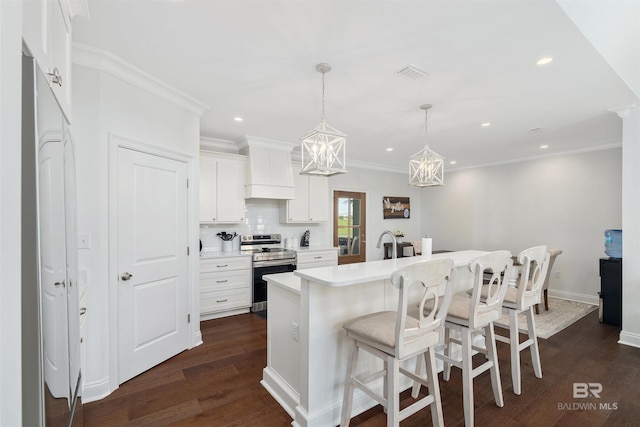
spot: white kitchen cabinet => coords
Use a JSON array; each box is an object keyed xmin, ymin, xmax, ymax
[
  {"xmin": 23, "ymin": 0, "xmax": 82, "ymax": 123},
  {"xmin": 200, "ymin": 256, "xmax": 251, "ymax": 320},
  {"xmin": 296, "ymin": 248, "xmax": 338, "ymax": 270},
  {"xmin": 281, "ymin": 162, "xmax": 329, "ymax": 223},
  {"xmin": 199, "ymin": 152, "xmax": 246, "ymax": 224}
]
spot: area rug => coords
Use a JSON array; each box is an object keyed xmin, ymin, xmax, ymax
[{"xmin": 494, "ymin": 297, "xmax": 598, "ymax": 339}]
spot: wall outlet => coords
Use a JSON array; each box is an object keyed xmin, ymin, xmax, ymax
[{"xmin": 291, "ymin": 322, "xmax": 299, "ymax": 341}]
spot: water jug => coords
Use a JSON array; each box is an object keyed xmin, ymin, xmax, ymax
[{"xmin": 604, "ymin": 229, "xmax": 622, "ymax": 258}]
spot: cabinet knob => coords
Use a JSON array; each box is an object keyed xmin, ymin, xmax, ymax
[
  {"xmin": 213, "ymin": 218, "xmax": 216, "ymax": 221},
  {"xmin": 48, "ymin": 67, "xmax": 63, "ymax": 87}
]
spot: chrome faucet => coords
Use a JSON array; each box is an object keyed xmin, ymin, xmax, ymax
[{"xmin": 376, "ymin": 230, "xmax": 398, "ymax": 259}]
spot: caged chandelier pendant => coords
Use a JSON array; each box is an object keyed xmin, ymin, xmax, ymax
[
  {"xmin": 300, "ymin": 63, "xmax": 347, "ymax": 176},
  {"xmin": 409, "ymin": 104, "xmax": 444, "ymax": 187}
]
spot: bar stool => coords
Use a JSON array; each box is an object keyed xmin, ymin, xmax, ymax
[
  {"xmin": 435, "ymin": 250, "xmax": 513, "ymax": 427},
  {"xmin": 494, "ymin": 245, "xmax": 549, "ymax": 395},
  {"xmin": 340, "ymin": 258, "xmax": 456, "ymax": 427}
]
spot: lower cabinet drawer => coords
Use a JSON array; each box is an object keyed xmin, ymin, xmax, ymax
[
  {"xmin": 200, "ymin": 269, "xmax": 250, "ymax": 293},
  {"xmin": 200, "ymin": 287, "xmax": 251, "ymax": 314},
  {"xmin": 297, "ymin": 260, "xmax": 337, "ymax": 270}
]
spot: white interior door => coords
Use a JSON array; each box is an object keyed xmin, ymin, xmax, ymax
[
  {"xmin": 38, "ymin": 138, "xmax": 70, "ymax": 400},
  {"xmin": 117, "ymin": 147, "xmax": 189, "ymax": 383}
]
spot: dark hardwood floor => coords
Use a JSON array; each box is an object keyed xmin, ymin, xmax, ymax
[{"xmin": 83, "ymin": 310, "xmax": 640, "ymax": 426}]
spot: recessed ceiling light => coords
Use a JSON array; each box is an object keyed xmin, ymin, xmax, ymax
[
  {"xmin": 386, "ymin": 148, "xmax": 393, "ymax": 152},
  {"xmin": 234, "ymin": 117, "xmax": 243, "ymax": 122},
  {"xmin": 540, "ymin": 145, "xmax": 549, "ymax": 149},
  {"xmin": 536, "ymin": 57, "xmax": 553, "ymax": 66},
  {"xmin": 449, "ymin": 160, "xmax": 457, "ymax": 165},
  {"xmin": 480, "ymin": 122, "xmax": 491, "ymax": 127}
]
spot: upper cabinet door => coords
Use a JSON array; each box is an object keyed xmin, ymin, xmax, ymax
[
  {"xmin": 281, "ymin": 162, "xmax": 329, "ymax": 223},
  {"xmin": 199, "ymin": 156, "xmax": 217, "ymax": 222},
  {"xmin": 216, "ymin": 157, "xmax": 246, "ymax": 223},
  {"xmin": 23, "ymin": 0, "xmax": 74, "ymax": 122},
  {"xmin": 199, "ymin": 153, "xmax": 246, "ymax": 224}
]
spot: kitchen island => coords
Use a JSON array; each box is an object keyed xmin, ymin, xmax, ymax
[{"xmin": 262, "ymin": 250, "xmax": 487, "ymax": 427}]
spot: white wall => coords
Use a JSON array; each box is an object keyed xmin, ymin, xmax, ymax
[
  {"xmin": 422, "ymin": 148, "xmax": 622, "ymax": 304},
  {"xmin": 0, "ymin": 1, "xmax": 24, "ymax": 425},
  {"xmin": 72, "ymin": 60, "xmax": 202, "ymax": 402}
]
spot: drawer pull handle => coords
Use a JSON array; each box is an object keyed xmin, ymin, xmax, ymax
[
  {"xmin": 216, "ymin": 264, "xmax": 228, "ymax": 268},
  {"xmin": 216, "ymin": 279, "xmax": 228, "ymax": 283},
  {"xmin": 314, "ymin": 256, "xmax": 322, "ymax": 259},
  {"xmin": 216, "ymin": 299, "xmax": 228, "ymax": 303}
]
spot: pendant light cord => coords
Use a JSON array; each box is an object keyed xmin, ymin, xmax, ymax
[{"xmin": 321, "ymin": 70, "xmax": 326, "ymax": 123}]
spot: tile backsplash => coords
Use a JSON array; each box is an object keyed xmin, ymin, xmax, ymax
[{"xmin": 199, "ymin": 199, "xmax": 330, "ymax": 251}]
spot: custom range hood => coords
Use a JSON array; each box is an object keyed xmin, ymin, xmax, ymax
[{"xmin": 238, "ymin": 135, "xmax": 296, "ymax": 199}]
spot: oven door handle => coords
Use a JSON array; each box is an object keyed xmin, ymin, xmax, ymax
[{"xmin": 253, "ymin": 259, "xmax": 296, "ymax": 269}]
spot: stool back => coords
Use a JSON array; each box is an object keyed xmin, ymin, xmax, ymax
[{"xmin": 390, "ymin": 258, "xmax": 456, "ymax": 359}]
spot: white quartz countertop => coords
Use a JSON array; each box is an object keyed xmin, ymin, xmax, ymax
[
  {"xmin": 263, "ymin": 272, "xmax": 301, "ymax": 295},
  {"xmin": 199, "ymin": 250, "xmax": 251, "ymax": 260},
  {"xmin": 293, "ymin": 250, "xmax": 488, "ymax": 287},
  {"xmin": 294, "ymin": 246, "xmax": 338, "ymax": 252}
]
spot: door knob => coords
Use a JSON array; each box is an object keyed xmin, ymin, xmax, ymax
[
  {"xmin": 54, "ymin": 281, "xmax": 65, "ymax": 288},
  {"xmin": 121, "ymin": 272, "xmax": 133, "ymax": 281}
]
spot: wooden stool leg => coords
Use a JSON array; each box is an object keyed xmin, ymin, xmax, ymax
[
  {"xmin": 526, "ymin": 307, "xmax": 543, "ymax": 379},
  {"xmin": 486, "ymin": 322, "xmax": 504, "ymax": 407},
  {"xmin": 544, "ymin": 289, "xmax": 549, "ymax": 311},
  {"xmin": 340, "ymin": 340, "xmax": 359, "ymax": 427},
  {"xmin": 509, "ymin": 309, "xmax": 522, "ymax": 395},
  {"xmin": 425, "ymin": 348, "xmax": 444, "ymax": 426},
  {"xmin": 461, "ymin": 329, "xmax": 474, "ymax": 427}
]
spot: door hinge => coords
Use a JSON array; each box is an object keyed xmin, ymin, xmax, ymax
[
  {"xmin": 188, "ymin": 314, "xmax": 191, "ymax": 323},
  {"xmin": 187, "ymin": 246, "xmax": 190, "ymax": 256},
  {"xmin": 187, "ymin": 178, "xmax": 189, "ymax": 188}
]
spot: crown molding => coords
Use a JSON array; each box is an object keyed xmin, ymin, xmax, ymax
[
  {"xmin": 72, "ymin": 43, "xmax": 210, "ymax": 116},
  {"xmin": 200, "ymin": 136, "xmax": 240, "ymax": 154},
  {"xmin": 237, "ymin": 135, "xmax": 297, "ymax": 151},
  {"xmin": 608, "ymin": 103, "xmax": 639, "ymax": 118}
]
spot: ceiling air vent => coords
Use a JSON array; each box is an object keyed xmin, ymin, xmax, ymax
[
  {"xmin": 397, "ymin": 64, "xmax": 428, "ymax": 79},
  {"xmin": 528, "ymin": 127, "xmax": 546, "ymax": 134}
]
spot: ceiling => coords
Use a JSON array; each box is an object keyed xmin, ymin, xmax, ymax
[{"xmin": 72, "ymin": 0, "xmax": 638, "ymax": 173}]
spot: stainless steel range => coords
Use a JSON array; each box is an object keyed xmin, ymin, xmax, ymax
[{"xmin": 241, "ymin": 234, "xmax": 296, "ymax": 312}]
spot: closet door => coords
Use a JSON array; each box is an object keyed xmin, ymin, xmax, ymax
[{"xmin": 38, "ymin": 137, "xmax": 70, "ymax": 400}]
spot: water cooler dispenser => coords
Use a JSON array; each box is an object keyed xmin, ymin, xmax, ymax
[{"xmin": 599, "ymin": 229, "xmax": 622, "ymax": 326}]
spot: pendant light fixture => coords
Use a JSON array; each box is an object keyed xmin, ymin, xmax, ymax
[
  {"xmin": 300, "ymin": 63, "xmax": 347, "ymax": 176},
  {"xmin": 409, "ymin": 104, "xmax": 444, "ymax": 187}
]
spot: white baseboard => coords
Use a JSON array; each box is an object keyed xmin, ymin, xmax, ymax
[
  {"xmin": 261, "ymin": 368, "xmax": 299, "ymax": 420},
  {"xmin": 548, "ymin": 289, "xmax": 599, "ymax": 306},
  {"xmin": 618, "ymin": 330, "xmax": 640, "ymax": 348},
  {"xmin": 82, "ymin": 376, "xmax": 114, "ymax": 403}
]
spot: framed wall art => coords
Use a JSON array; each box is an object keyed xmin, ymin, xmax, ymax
[{"xmin": 383, "ymin": 196, "xmax": 410, "ymax": 219}]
